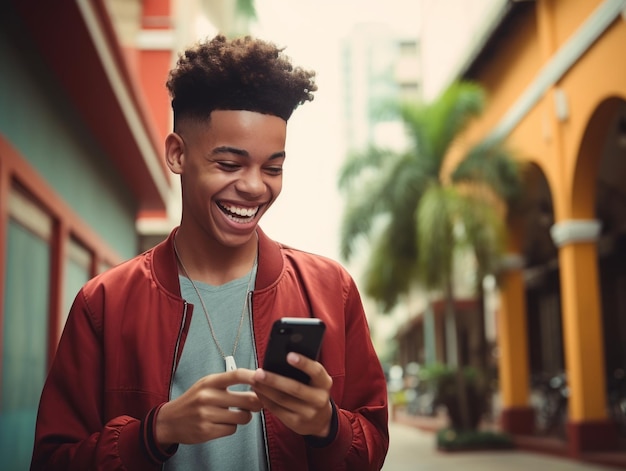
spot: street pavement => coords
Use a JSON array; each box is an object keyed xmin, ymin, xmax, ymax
[{"xmin": 382, "ymin": 420, "xmax": 617, "ymax": 470}]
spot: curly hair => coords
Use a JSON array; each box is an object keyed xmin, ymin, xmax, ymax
[{"xmin": 166, "ymin": 35, "xmax": 317, "ymax": 125}]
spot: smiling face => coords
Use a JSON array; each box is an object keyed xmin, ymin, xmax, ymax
[{"xmin": 166, "ymin": 110, "xmax": 287, "ymax": 251}]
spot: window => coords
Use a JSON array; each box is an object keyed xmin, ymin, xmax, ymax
[
  {"xmin": 0, "ymin": 187, "xmax": 52, "ymax": 469},
  {"xmin": 60, "ymin": 237, "xmax": 91, "ymax": 334}
]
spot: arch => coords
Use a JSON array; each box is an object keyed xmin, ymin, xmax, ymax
[
  {"xmin": 511, "ymin": 162, "xmax": 557, "ymax": 268},
  {"xmin": 572, "ymin": 96, "xmax": 626, "ymax": 219},
  {"xmin": 582, "ymin": 96, "xmax": 626, "ymax": 439}
]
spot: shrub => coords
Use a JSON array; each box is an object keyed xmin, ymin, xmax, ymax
[
  {"xmin": 436, "ymin": 428, "xmax": 514, "ymax": 451},
  {"xmin": 419, "ymin": 363, "xmax": 490, "ymax": 431}
]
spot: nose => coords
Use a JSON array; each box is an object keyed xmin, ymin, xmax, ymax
[{"xmin": 236, "ymin": 167, "xmax": 266, "ymax": 198}]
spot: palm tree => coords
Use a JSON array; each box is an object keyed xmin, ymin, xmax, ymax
[
  {"xmin": 235, "ymin": 0, "xmax": 256, "ymax": 20},
  {"xmin": 206, "ymin": 0, "xmax": 257, "ymax": 37},
  {"xmin": 338, "ymin": 81, "xmax": 522, "ymax": 429}
]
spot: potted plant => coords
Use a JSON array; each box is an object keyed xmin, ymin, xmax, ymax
[{"xmin": 419, "ymin": 363, "xmax": 513, "ymax": 451}]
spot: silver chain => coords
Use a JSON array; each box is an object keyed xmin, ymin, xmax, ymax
[{"xmin": 173, "ymin": 237, "xmax": 257, "ymax": 361}]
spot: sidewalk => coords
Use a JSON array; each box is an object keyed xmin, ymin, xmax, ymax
[
  {"xmin": 383, "ymin": 420, "xmax": 617, "ymax": 471},
  {"xmin": 390, "ymin": 411, "xmax": 626, "ymax": 470}
]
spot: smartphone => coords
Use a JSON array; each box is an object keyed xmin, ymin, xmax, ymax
[{"xmin": 263, "ymin": 317, "xmax": 326, "ymax": 384}]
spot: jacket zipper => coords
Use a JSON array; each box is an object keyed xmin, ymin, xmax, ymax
[
  {"xmin": 170, "ymin": 301, "xmax": 188, "ymax": 398},
  {"xmin": 162, "ymin": 299, "xmax": 270, "ymax": 469},
  {"xmin": 162, "ymin": 301, "xmax": 188, "ymax": 471},
  {"xmin": 248, "ymin": 291, "xmax": 272, "ymax": 471}
]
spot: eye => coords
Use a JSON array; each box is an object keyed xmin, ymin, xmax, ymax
[
  {"xmin": 264, "ymin": 165, "xmax": 283, "ymax": 176},
  {"xmin": 216, "ymin": 161, "xmax": 241, "ymax": 172}
]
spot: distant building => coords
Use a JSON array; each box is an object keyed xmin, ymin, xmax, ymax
[
  {"xmin": 394, "ymin": 0, "xmax": 626, "ymax": 466},
  {"xmin": 0, "ymin": 1, "xmax": 241, "ymax": 468},
  {"xmin": 342, "ymin": 22, "xmax": 421, "ymax": 153}
]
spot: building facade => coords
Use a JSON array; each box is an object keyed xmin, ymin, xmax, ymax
[
  {"xmin": 0, "ymin": 0, "xmax": 244, "ymax": 468},
  {"xmin": 451, "ymin": 0, "xmax": 626, "ymax": 462}
]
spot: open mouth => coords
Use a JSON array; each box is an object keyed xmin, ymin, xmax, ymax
[{"xmin": 217, "ymin": 202, "xmax": 260, "ymax": 223}]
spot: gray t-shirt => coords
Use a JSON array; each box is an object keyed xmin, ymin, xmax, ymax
[{"xmin": 165, "ymin": 268, "xmax": 268, "ymax": 470}]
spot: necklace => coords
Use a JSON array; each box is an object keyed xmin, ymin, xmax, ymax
[{"xmin": 173, "ymin": 237, "xmax": 257, "ymax": 372}]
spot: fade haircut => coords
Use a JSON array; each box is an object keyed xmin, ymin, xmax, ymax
[{"xmin": 166, "ymin": 34, "xmax": 317, "ymax": 128}]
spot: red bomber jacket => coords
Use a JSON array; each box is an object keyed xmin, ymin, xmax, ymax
[{"xmin": 30, "ymin": 228, "xmax": 389, "ymax": 470}]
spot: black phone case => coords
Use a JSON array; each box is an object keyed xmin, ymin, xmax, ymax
[{"xmin": 263, "ymin": 318, "xmax": 326, "ymax": 384}]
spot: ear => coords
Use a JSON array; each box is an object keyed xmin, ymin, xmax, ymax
[{"xmin": 165, "ymin": 132, "xmax": 185, "ymax": 174}]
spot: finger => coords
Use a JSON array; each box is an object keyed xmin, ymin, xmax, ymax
[
  {"xmin": 253, "ymin": 370, "xmax": 329, "ymax": 412},
  {"xmin": 227, "ymin": 391, "xmax": 263, "ymax": 412},
  {"xmin": 221, "ymin": 408, "xmax": 257, "ymax": 426},
  {"xmin": 254, "ymin": 368, "xmax": 308, "ymax": 399},
  {"xmin": 182, "ymin": 409, "xmax": 254, "ymax": 443},
  {"xmin": 200, "ymin": 406, "xmax": 256, "ymax": 426},
  {"xmin": 191, "ymin": 386, "xmax": 262, "ymax": 412},
  {"xmin": 253, "ymin": 381, "xmax": 302, "ymax": 412},
  {"xmin": 200, "ymin": 368, "xmax": 257, "ymax": 389},
  {"xmin": 286, "ymin": 353, "xmax": 333, "ymax": 390},
  {"xmin": 255, "ymin": 390, "xmax": 296, "ymax": 416},
  {"xmin": 254, "ymin": 389, "xmax": 332, "ymax": 437}
]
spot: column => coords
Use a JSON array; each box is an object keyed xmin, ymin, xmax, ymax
[
  {"xmin": 550, "ymin": 219, "xmax": 617, "ymax": 454},
  {"xmin": 497, "ymin": 254, "xmax": 534, "ymax": 434}
]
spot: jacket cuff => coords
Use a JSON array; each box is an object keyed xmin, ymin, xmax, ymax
[
  {"xmin": 304, "ymin": 399, "xmax": 339, "ymax": 448},
  {"xmin": 140, "ymin": 403, "xmax": 178, "ymax": 463}
]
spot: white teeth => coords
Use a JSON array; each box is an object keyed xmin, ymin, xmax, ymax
[{"xmin": 221, "ymin": 204, "xmax": 259, "ymax": 218}]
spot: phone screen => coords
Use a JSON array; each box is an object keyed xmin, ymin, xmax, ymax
[{"xmin": 263, "ymin": 318, "xmax": 326, "ymax": 384}]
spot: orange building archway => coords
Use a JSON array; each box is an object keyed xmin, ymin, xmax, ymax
[{"xmin": 455, "ymin": 0, "xmax": 626, "ymax": 462}]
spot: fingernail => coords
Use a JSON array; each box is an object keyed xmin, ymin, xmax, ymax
[{"xmin": 287, "ymin": 352, "xmax": 299, "ymax": 364}]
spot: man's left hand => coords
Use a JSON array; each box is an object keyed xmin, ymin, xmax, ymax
[{"xmin": 252, "ymin": 352, "xmax": 333, "ymax": 438}]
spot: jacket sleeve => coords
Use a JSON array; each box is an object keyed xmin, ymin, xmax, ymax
[
  {"xmin": 306, "ymin": 276, "xmax": 389, "ymax": 470},
  {"xmin": 29, "ymin": 289, "xmax": 172, "ymax": 471}
]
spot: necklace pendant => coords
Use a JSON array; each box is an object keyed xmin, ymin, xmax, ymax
[{"xmin": 225, "ymin": 355, "xmax": 237, "ymax": 372}]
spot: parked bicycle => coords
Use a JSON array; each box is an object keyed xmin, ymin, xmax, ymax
[
  {"xmin": 530, "ymin": 371, "xmax": 569, "ymax": 438},
  {"xmin": 607, "ymin": 368, "xmax": 626, "ymax": 437}
]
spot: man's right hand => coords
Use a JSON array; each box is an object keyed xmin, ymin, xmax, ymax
[{"xmin": 155, "ymin": 369, "xmax": 262, "ymax": 446}]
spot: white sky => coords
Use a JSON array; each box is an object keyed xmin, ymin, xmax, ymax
[{"xmin": 248, "ymin": 0, "xmax": 422, "ymax": 262}]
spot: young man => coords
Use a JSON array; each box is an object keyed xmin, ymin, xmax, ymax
[{"xmin": 30, "ymin": 35, "xmax": 389, "ymax": 470}]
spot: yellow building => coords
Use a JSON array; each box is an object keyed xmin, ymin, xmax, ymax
[{"xmin": 455, "ymin": 0, "xmax": 626, "ymax": 462}]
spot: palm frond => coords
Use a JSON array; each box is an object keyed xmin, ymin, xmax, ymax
[
  {"xmin": 452, "ymin": 139, "xmax": 523, "ymax": 204},
  {"xmin": 339, "ymin": 195, "xmax": 384, "ymax": 260},
  {"xmin": 362, "ymin": 225, "xmax": 417, "ymax": 312},
  {"xmin": 338, "ymin": 146, "xmax": 395, "ymax": 191},
  {"xmin": 457, "ymin": 195, "xmax": 506, "ymax": 280},
  {"xmin": 339, "ymin": 146, "xmax": 430, "ymax": 260},
  {"xmin": 416, "ymin": 185, "xmax": 459, "ymax": 289},
  {"xmin": 428, "ymin": 81, "xmax": 485, "ymax": 161},
  {"xmin": 235, "ymin": 0, "xmax": 256, "ymax": 19},
  {"xmin": 398, "ymin": 102, "xmax": 429, "ymax": 148},
  {"xmin": 337, "ymin": 79, "xmax": 523, "ymax": 311},
  {"xmin": 397, "ymin": 81, "xmax": 485, "ymax": 179},
  {"xmin": 339, "ymin": 157, "xmax": 404, "ymax": 259}
]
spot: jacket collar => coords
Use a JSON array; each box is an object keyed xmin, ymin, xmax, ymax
[{"xmin": 152, "ymin": 226, "xmax": 284, "ymax": 296}]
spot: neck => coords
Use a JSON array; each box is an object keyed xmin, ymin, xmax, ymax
[{"xmin": 174, "ymin": 227, "xmax": 258, "ymax": 286}]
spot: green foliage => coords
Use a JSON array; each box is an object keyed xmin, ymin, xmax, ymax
[
  {"xmin": 415, "ymin": 185, "xmax": 458, "ymax": 289},
  {"xmin": 337, "ymin": 80, "xmax": 522, "ymax": 312},
  {"xmin": 401, "ymin": 81, "xmax": 485, "ymax": 163},
  {"xmin": 235, "ymin": 0, "xmax": 257, "ymax": 19},
  {"xmin": 419, "ymin": 363, "xmax": 491, "ymax": 431},
  {"xmin": 418, "ymin": 363, "xmax": 486, "ymax": 397},
  {"xmin": 453, "ymin": 139, "xmax": 521, "ymax": 200},
  {"xmin": 436, "ymin": 428, "xmax": 514, "ymax": 451}
]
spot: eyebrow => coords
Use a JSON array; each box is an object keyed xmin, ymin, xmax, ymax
[{"xmin": 212, "ymin": 146, "xmax": 286, "ymax": 160}]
